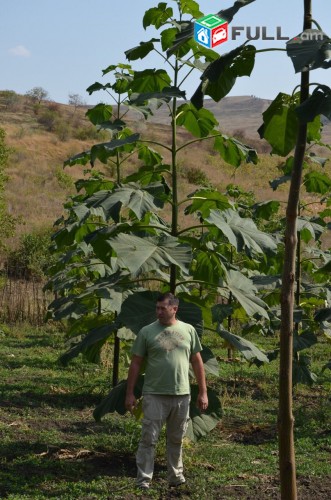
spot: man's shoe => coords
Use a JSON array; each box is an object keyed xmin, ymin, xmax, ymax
[{"xmin": 137, "ymin": 482, "xmax": 150, "ymax": 490}]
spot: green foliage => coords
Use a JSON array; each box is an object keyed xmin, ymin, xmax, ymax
[
  {"xmin": 25, "ymin": 86, "xmax": 49, "ymax": 104},
  {"xmin": 0, "ymin": 128, "xmax": 17, "ymax": 246},
  {"xmin": 46, "ymin": 0, "xmax": 331, "ymax": 435},
  {"xmin": 7, "ymin": 229, "xmax": 56, "ymax": 279},
  {"xmin": 181, "ymin": 166, "xmax": 210, "ymax": 186}
]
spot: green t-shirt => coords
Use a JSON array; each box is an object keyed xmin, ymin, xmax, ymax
[{"xmin": 131, "ymin": 319, "xmax": 202, "ymax": 395}]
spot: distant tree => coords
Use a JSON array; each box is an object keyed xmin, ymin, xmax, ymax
[
  {"xmin": 68, "ymin": 93, "xmax": 85, "ymax": 114},
  {"xmin": 25, "ymin": 86, "xmax": 49, "ymax": 104}
]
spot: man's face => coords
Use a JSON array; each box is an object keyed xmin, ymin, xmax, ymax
[{"xmin": 156, "ymin": 300, "xmax": 178, "ymax": 325}]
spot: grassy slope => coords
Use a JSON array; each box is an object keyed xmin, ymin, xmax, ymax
[
  {"xmin": 1, "ymin": 93, "xmax": 330, "ymax": 252},
  {"xmin": 0, "ymin": 324, "xmax": 330, "ymax": 499}
]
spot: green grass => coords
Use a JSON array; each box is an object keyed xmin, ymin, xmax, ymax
[{"xmin": 0, "ymin": 324, "xmax": 330, "ymax": 499}]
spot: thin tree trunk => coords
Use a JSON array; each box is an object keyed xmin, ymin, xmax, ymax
[{"xmin": 278, "ymin": 2, "xmax": 311, "ymax": 498}]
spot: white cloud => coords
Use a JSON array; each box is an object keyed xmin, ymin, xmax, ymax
[{"xmin": 9, "ymin": 45, "xmax": 31, "ymax": 57}]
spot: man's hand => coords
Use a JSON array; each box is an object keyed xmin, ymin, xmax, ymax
[
  {"xmin": 196, "ymin": 392, "xmax": 208, "ymax": 412},
  {"xmin": 191, "ymin": 352, "xmax": 208, "ymax": 412},
  {"xmin": 125, "ymin": 394, "xmax": 137, "ymax": 413}
]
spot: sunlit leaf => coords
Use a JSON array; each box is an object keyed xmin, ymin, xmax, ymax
[
  {"xmin": 304, "ymin": 171, "xmax": 331, "ymax": 194},
  {"xmin": 86, "ymin": 103, "xmax": 113, "ymax": 125},
  {"xmin": 143, "ymin": 3, "xmax": 173, "ymax": 29},
  {"xmin": 185, "ymin": 189, "xmax": 232, "ymax": 217},
  {"xmin": 258, "ymin": 93, "xmax": 298, "ymax": 156},
  {"xmin": 176, "ymin": 103, "xmax": 218, "ymax": 137},
  {"xmin": 206, "ymin": 209, "xmax": 277, "ymax": 256},
  {"xmin": 213, "ymin": 134, "xmax": 258, "ymax": 167},
  {"xmin": 221, "ymin": 270, "xmax": 270, "ymax": 320},
  {"xmin": 131, "ymin": 69, "xmax": 171, "ymax": 93},
  {"xmin": 84, "ymin": 182, "xmax": 165, "ymax": 222},
  {"xmin": 297, "ymin": 216, "xmax": 325, "ymax": 242},
  {"xmin": 110, "ymin": 233, "xmax": 192, "ymax": 277}
]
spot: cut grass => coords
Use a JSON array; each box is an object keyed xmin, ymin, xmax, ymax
[{"xmin": 0, "ymin": 324, "xmax": 330, "ymax": 499}]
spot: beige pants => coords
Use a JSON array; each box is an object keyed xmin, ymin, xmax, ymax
[{"xmin": 136, "ymin": 394, "xmax": 190, "ymax": 487}]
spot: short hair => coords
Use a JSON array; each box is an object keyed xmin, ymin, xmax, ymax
[{"xmin": 157, "ymin": 292, "xmax": 179, "ymax": 306}]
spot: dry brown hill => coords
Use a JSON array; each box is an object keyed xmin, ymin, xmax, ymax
[{"xmin": 0, "ymin": 91, "xmax": 330, "ymax": 252}]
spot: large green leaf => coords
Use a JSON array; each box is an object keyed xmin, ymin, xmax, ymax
[
  {"xmin": 84, "ymin": 182, "xmax": 165, "ymax": 222},
  {"xmin": 213, "ymin": 134, "xmax": 258, "ymax": 167},
  {"xmin": 193, "ymin": 250, "xmax": 226, "ymax": 284},
  {"xmin": 85, "ymin": 103, "xmax": 113, "ymax": 125},
  {"xmin": 186, "ymin": 385, "xmax": 223, "ymax": 442},
  {"xmin": 221, "ymin": 270, "xmax": 270, "ymax": 320},
  {"xmin": 129, "ymin": 86, "xmax": 186, "ymax": 106},
  {"xmin": 143, "ymin": 3, "xmax": 173, "ymax": 29},
  {"xmin": 252, "ymin": 200, "xmax": 281, "ymax": 220},
  {"xmin": 125, "ymin": 38, "xmax": 159, "ymax": 61},
  {"xmin": 90, "ymin": 134, "xmax": 140, "ymax": 164},
  {"xmin": 217, "ymin": 327, "xmax": 269, "ymax": 363},
  {"xmin": 293, "ymin": 331, "xmax": 318, "ymax": 352},
  {"xmin": 93, "ymin": 376, "xmax": 144, "ymax": 421},
  {"xmin": 64, "ymin": 134, "xmax": 140, "ymax": 167},
  {"xmin": 176, "ymin": 103, "xmax": 218, "ymax": 137},
  {"xmin": 180, "ymin": 0, "xmax": 203, "ymax": 18},
  {"xmin": 130, "ymin": 69, "xmax": 171, "ymax": 93},
  {"xmin": 199, "ymin": 346, "xmax": 219, "ymax": 376},
  {"xmin": 314, "ymin": 307, "xmax": 331, "ymax": 323},
  {"xmin": 60, "ymin": 319, "xmax": 121, "ymax": 366},
  {"xmin": 185, "ymin": 188, "xmax": 232, "ymax": 217},
  {"xmin": 110, "ymin": 233, "xmax": 192, "ymax": 277},
  {"xmin": 297, "ymin": 216, "xmax": 325, "ymax": 243},
  {"xmin": 304, "ymin": 171, "xmax": 331, "ymax": 195},
  {"xmin": 206, "ymin": 208, "xmax": 277, "ymax": 256},
  {"xmin": 286, "ymin": 30, "xmax": 331, "ymax": 73},
  {"xmin": 293, "ymin": 355, "xmax": 317, "ymax": 386},
  {"xmin": 258, "ymin": 93, "xmax": 298, "ymax": 156},
  {"xmin": 296, "ymin": 85, "xmax": 331, "ymax": 123},
  {"xmin": 118, "ymin": 290, "xmax": 204, "ymax": 337},
  {"xmin": 191, "ymin": 45, "xmax": 256, "ymax": 109}
]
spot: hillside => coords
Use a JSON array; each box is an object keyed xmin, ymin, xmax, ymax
[{"xmin": 0, "ymin": 91, "xmax": 330, "ymax": 252}]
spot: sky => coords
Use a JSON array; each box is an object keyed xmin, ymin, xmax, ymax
[{"xmin": 1, "ymin": 0, "xmax": 330, "ymax": 106}]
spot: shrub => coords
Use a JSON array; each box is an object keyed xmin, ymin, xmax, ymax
[
  {"xmin": 181, "ymin": 166, "xmax": 210, "ymax": 186},
  {"xmin": 6, "ymin": 229, "xmax": 56, "ymax": 279}
]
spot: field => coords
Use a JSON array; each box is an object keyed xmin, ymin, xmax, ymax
[{"xmin": 0, "ymin": 324, "xmax": 330, "ymax": 499}]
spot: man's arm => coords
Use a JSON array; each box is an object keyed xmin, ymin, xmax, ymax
[
  {"xmin": 125, "ymin": 354, "xmax": 144, "ymax": 413},
  {"xmin": 190, "ymin": 352, "xmax": 208, "ymax": 411}
]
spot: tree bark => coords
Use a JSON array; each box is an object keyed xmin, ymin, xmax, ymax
[{"xmin": 278, "ymin": 2, "xmax": 311, "ymax": 499}]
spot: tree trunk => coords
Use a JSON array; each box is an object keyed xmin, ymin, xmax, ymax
[{"xmin": 278, "ymin": 2, "xmax": 311, "ymax": 499}]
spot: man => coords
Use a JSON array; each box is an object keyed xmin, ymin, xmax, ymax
[{"xmin": 125, "ymin": 292, "xmax": 208, "ymax": 490}]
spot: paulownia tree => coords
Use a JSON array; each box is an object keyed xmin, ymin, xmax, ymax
[
  {"xmin": 46, "ymin": 0, "xmax": 277, "ymax": 441},
  {"xmin": 46, "ymin": 0, "xmax": 331, "ymax": 491}
]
